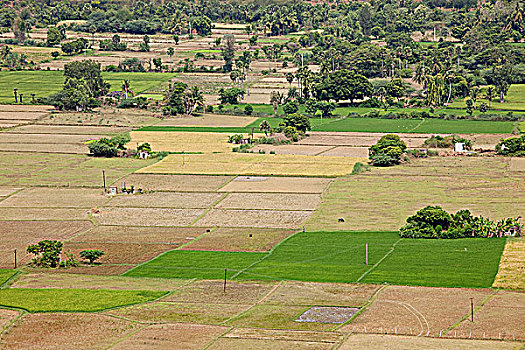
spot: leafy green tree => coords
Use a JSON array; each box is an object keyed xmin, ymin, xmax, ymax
[
  {"xmin": 316, "ymin": 70, "xmax": 373, "ymax": 104},
  {"xmin": 221, "ymin": 34, "xmax": 235, "ymax": 72},
  {"xmin": 259, "ymin": 120, "xmax": 271, "ymax": 136},
  {"xmin": 173, "ymin": 35, "xmax": 179, "ymax": 45},
  {"xmin": 27, "ymin": 240, "xmax": 64, "ymax": 268},
  {"xmin": 218, "ymin": 87, "xmax": 244, "ymax": 105},
  {"xmin": 80, "ymin": 250, "xmax": 105, "ymax": 264},
  {"xmin": 139, "ymin": 35, "xmax": 150, "ymax": 52},
  {"xmin": 46, "ymin": 27, "xmax": 64, "ymax": 46},
  {"xmin": 283, "ymin": 113, "xmax": 311, "ymax": 133},
  {"xmin": 282, "ymin": 101, "xmax": 299, "ymax": 115},
  {"xmin": 64, "ymin": 60, "xmax": 108, "ymax": 97},
  {"xmin": 386, "ymin": 78, "xmax": 406, "ymax": 101},
  {"xmin": 192, "ymin": 16, "xmax": 212, "ymax": 36},
  {"xmin": 249, "ymin": 35, "xmax": 258, "ymax": 46},
  {"xmin": 369, "ymin": 134, "xmax": 407, "ymax": 166},
  {"xmin": 496, "ymin": 134, "xmax": 525, "ymax": 156},
  {"xmin": 167, "ymin": 47, "xmax": 174, "ymax": 64}
]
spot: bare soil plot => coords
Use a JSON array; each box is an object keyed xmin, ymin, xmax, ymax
[
  {"xmin": 39, "ymin": 108, "xmax": 162, "ymax": 127},
  {"xmin": 12, "ymin": 273, "xmax": 189, "ymax": 291},
  {"xmin": 0, "ymin": 208, "xmax": 87, "ymax": 221},
  {"xmin": 509, "ymin": 158, "xmax": 525, "ymax": 172},
  {"xmin": 96, "ymin": 208, "xmax": 204, "ymax": 226},
  {"xmin": 223, "ymin": 328, "xmax": 345, "ymax": 343},
  {"xmin": 207, "ymin": 338, "xmax": 333, "ymax": 350},
  {"xmin": 180, "ymin": 227, "xmax": 296, "ymax": 252},
  {"xmin": 296, "ymin": 306, "xmax": 359, "ymax": 323},
  {"xmin": 252, "ymin": 145, "xmax": 332, "ymax": 156},
  {"xmin": 343, "ymin": 286, "xmax": 493, "ymax": 337},
  {"xmin": 318, "ymin": 146, "xmax": 369, "ymax": 157},
  {"xmin": 299, "ymin": 132, "xmax": 429, "ymax": 148},
  {"xmin": 265, "ymin": 281, "xmax": 379, "ymax": 307},
  {"xmin": 0, "ymin": 133, "xmax": 99, "ymax": 144},
  {"xmin": 0, "ymin": 142, "xmax": 88, "ymax": 154},
  {"xmin": 73, "ymin": 225, "xmax": 205, "ymax": 244},
  {"xmin": 195, "ymin": 209, "xmax": 312, "ymax": 229},
  {"xmin": 129, "ymin": 131, "xmax": 232, "ymax": 153},
  {"xmin": 0, "ymin": 187, "xmax": 21, "ymax": 197},
  {"xmin": 339, "ymin": 334, "xmax": 521, "ymax": 350},
  {"xmin": 0, "ymin": 309, "xmax": 19, "ymax": 330},
  {"xmin": 226, "ymin": 304, "xmax": 334, "ymax": 331},
  {"xmin": 107, "ymin": 192, "xmax": 222, "ymax": 209},
  {"xmin": 217, "ymin": 193, "xmax": 321, "ymax": 211},
  {"xmin": 218, "ymin": 176, "xmax": 331, "ymax": 194},
  {"xmin": 9, "ymin": 124, "xmax": 130, "ymax": 135},
  {"xmin": 111, "ymin": 323, "xmax": 230, "ymax": 350},
  {"xmin": 0, "ymin": 105, "xmax": 53, "ymax": 113},
  {"xmin": 115, "ymin": 174, "xmax": 232, "ymax": 192},
  {"xmin": 0, "ymin": 188, "xmax": 107, "ymax": 208},
  {"xmin": 165, "ymin": 279, "xmax": 277, "ymax": 304},
  {"xmin": 454, "ymin": 291, "xmax": 525, "ymax": 340},
  {"xmin": 492, "ymin": 238, "xmax": 525, "ymax": 290},
  {"xmin": 159, "ymin": 114, "xmax": 256, "ymax": 127},
  {"xmin": 40, "ymin": 264, "xmax": 132, "ymax": 276},
  {"xmin": 108, "ymin": 301, "xmax": 250, "ymax": 324},
  {"xmin": 0, "ymin": 313, "xmax": 140, "ymax": 350},
  {"xmin": 64, "ymin": 242, "xmax": 175, "ymax": 265},
  {"xmin": 0, "ymin": 220, "xmax": 91, "ymax": 268}
]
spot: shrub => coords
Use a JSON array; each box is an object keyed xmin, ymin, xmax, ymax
[
  {"xmin": 351, "ymin": 162, "xmax": 370, "ymax": 174},
  {"xmin": 88, "ymin": 141, "xmax": 118, "ymax": 157},
  {"xmin": 80, "ymin": 250, "xmax": 105, "ymax": 264},
  {"xmin": 369, "ymin": 134, "xmax": 407, "ymax": 166},
  {"xmin": 27, "ymin": 240, "xmax": 64, "ymax": 268},
  {"xmin": 496, "ymin": 134, "xmax": 525, "ymax": 156},
  {"xmin": 282, "ymin": 113, "xmax": 311, "ymax": 133},
  {"xmin": 228, "ymin": 134, "xmax": 244, "ymax": 144},
  {"xmin": 244, "ymin": 104, "xmax": 253, "ymax": 115},
  {"xmin": 206, "ymin": 105, "xmax": 214, "ymax": 113},
  {"xmin": 370, "ymin": 154, "xmax": 399, "ymax": 166},
  {"xmin": 282, "ymin": 101, "xmax": 299, "ymax": 115}
]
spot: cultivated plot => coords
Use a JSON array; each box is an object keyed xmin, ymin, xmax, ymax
[
  {"xmin": 73, "ymin": 225, "xmax": 205, "ymax": 244},
  {"xmin": 218, "ymin": 176, "xmax": 331, "ymax": 193},
  {"xmin": 158, "ymin": 114, "xmax": 257, "ymax": 127},
  {"xmin": 195, "ymin": 209, "xmax": 313, "ymax": 228},
  {"xmin": 115, "ymin": 173, "xmax": 232, "ymax": 192},
  {"xmin": 129, "ymin": 131, "xmax": 233, "ymax": 153},
  {"xmin": 106, "ymin": 192, "xmax": 223, "ymax": 209},
  {"xmin": 492, "ymin": 237, "xmax": 525, "ymax": 290},
  {"xmin": 96, "ymin": 208, "xmax": 205, "ymax": 226},
  {"xmin": 216, "ymin": 193, "xmax": 321, "ymax": 211},
  {"xmin": 0, "ymin": 187, "xmax": 107, "ymax": 208}
]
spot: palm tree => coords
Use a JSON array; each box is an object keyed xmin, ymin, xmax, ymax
[
  {"xmin": 285, "ymin": 72, "xmax": 294, "ymax": 88},
  {"xmin": 167, "ymin": 47, "xmax": 174, "ymax": 65},
  {"xmin": 121, "ymin": 80, "xmax": 130, "ymax": 99},
  {"xmin": 485, "ymin": 86, "xmax": 495, "ymax": 109},
  {"xmin": 270, "ymin": 91, "xmax": 281, "ymax": 115},
  {"xmin": 259, "ymin": 120, "xmax": 271, "ymax": 136},
  {"xmin": 470, "ymin": 87, "xmax": 479, "ymax": 109},
  {"xmin": 183, "ymin": 86, "xmax": 204, "ymax": 115},
  {"xmin": 445, "ymin": 71, "xmax": 455, "ymax": 105}
]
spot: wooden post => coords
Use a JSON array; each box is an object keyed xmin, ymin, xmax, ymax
[
  {"xmin": 365, "ymin": 243, "xmax": 368, "ymax": 266},
  {"xmin": 182, "ymin": 151, "xmax": 185, "ymax": 166},
  {"xmin": 223, "ymin": 268, "xmax": 227, "ymax": 292},
  {"xmin": 251, "ymin": 127, "xmax": 254, "ymax": 142},
  {"xmin": 102, "ymin": 170, "xmax": 106, "ymax": 189},
  {"xmin": 470, "ymin": 297, "xmax": 474, "ymax": 322},
  {"xmin": 14, "ymin": 249, "xmax": 17, "ymax": 269}
]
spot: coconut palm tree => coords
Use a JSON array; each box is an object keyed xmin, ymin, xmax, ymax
[
  {"xmin": 121, "ymin": 80, "xmax": 130, "ymax": 99},
  {"xmin": 259, "ymin": 120, "xmax": 271, "ymax": 136}
]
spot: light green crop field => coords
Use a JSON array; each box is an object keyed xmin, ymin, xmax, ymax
[
  {"xmin": 0, "ymin": 71, "xmax": 175, "ymax": 103},
  {"xmin": 0, "ymin": 288, "xmax": 167, "ymax": 312},
  {"xmin": 448, "ymin": 84, "xmax": 525, "ymax": 111},
  {"xmin": 0, "ymin": 269, "xmax": 16, "ymax": 285},
  {"xmin": 125, "ymin": 231, "xmax": 505, "ymax": 288}
]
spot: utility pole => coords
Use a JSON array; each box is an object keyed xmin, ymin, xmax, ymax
[
  {"xmin": 224, "ymin": 268, "xmax": 227, "ymax": 292},
  {"xmin": 102, "ymin": 170, "xmax": 106, "ymax": 190},
  {"xmin": 470, "ymin": 298, "xmax": 474, "ymax": 322},
  {"xmin": 14, "ymin": 249, "xmax": 17, "ymax": 269}
]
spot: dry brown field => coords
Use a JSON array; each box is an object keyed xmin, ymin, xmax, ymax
[
  {"xmin": 218, "ymin": 176, "xmax": 331, "ymax": 193},
  {"xmin": 111, "ymin": 323, "xmax": 230, "ymax": 350},
  {"xmin": 252, "ymin": 144, "xmax": 332, "ymax": 156},
  {"xmin": 158, "ymin": 114, "xmax": 256, "ymax": 127},
  {"xmin": 96, "ymin": 207, "xmax": 205, "ymax": 226},
  {"xmin": 492, "ymin": 238, "xmax": 525, "ymax": 290},
  {"xmin": 0, "ymin": 309, "xmax": 19, "ymax": 330},
  {"xmin": 208, "ymin": 337, "xmax": 333, "ymax": 350},
  {"xmin": 298, "ymin": 132, "xmax": 428, "ymax": 148},
  {"xmin": 216, "ymin": 193, "xmax": 321, "ymax": 211},
  {"xmin": 0, "ymin": 313, "xmax": 140, "ymax": 349},
  {"xmin": 12, "ymin": 273, "xmax": 188, "ymax": 291},
  {"xmin": 0, "ymin": 143, "xmax": 88, "ymax": 154},
  {"xmin": 318, "ymin": 146, "xmax": 370, "ymax": 157},
  {"xmin": 195, "ymin": 208, "xmax": 312, "ymax": 228},
  {"xmin": 342, "ymin": 286, "xmax": 494, "ymax": 337},
  {"xmin": 509, "ymin": 157, "xmax": 525, "ymax": 172},
  {"xmin": 0, "ymin": 208, "xmax": 87, "ymax": 221},
  {"xmin": 0, "ymin": 187, "xmax": 21, "ymax": 197},
  {"xmin": 37, "ymin": 108, "xmax": 163, "ymax": 127},
  {"xmin": 73, "ymin": 225, "xmax": 205, "ymax": 244},
  {"xmin": 107, "ymin": 192, "xmax": 223, "ymax": 209},
  {"xmin": 180, "ymin": 227, "xmax": 296, "ymax": 252},
  {"xmin": 0, "ymin": 133, "xmax": 99, "ymax": 144},
  {"xmin": 0, "ymin": 105, "xmax": 53, "ymax": 113},
  {"xmin": 9, "ymin": 124, "xmax": 130, "ymax": 135},
  {"xmin": 222, "ymin": 328, "xmax": 345, "ymax": 344},
  {"xmin": 129, "ymin": 131, "xmax": 233, "ymax": 153},
  {"xmin": 116, "ymin": 174, "xmax": 232, "ymax": 192},
  {"xmin": 0, "ymin": 187, "xmax": 107, "ymax": 208}
]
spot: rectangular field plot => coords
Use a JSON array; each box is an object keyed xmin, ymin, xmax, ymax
[
  {"xmin": 124, "ymin": 250, "xmax": 266, "ymax": 279},
  {"xmin": 219, "ymin": 176, "xmax": 331, "ymax": 194},
  {"xmin": 137, "ymin": 153, "xmax": 365, "ymax": 177},
  {"xmin": 216, "ymin": 193, "xmax": 321, "ymax": 211},
  {"xmin": 0, "ymin": 188, "xmax": 107, "ymax": 208},
  {"xmin": 115, "ymin": 174, "xmax": 232, "ymax": 192},
  {"xmin": 130, "ymin": 131, "xmax": 233, "ymax": 153},
  {"xmin": 73, "ymin": 225, "xmax": 205, "ymax": 244},
  {"xmin": 96, "ymin": 208, "xmax": 204, "ymax": 226},
  {"xmin": 159, "ymin": 114, "xmax": 257, "ymax": 127},
  {"xmin": 492, "ymin": 238, "xmax": 525, "ymax": 290},
  {"xmin": 360, "ymin": 238, "xmax": 506, "ymax": 288},
  {"xmin": 252, "ymin": 144, "xmax": 332, "ymax": 156},
  {"xmin": 180, "ymin": 227, "xmax": 297, "ymax": 252},
  {"xmin": 195, "ymin": 209, "xmax": 312, "ymax": 228},
  {"xmin": 0, "ymin": 142, "xmax": 88, "ymax": 154},
  {"xmin": 0, "ymin": 269, "xmax": 16, "ymax": 285},
  {"xmin": 9, "ymin": 124, "xmax": 130, "ymax": 135},
  {"xmin": 0, "ymin": 208, "xmax": 88, "ymax": 221},
  {"xmin": 208, "ymin": 338, "xmax": 333, "ymax": 350},
  {"xmin": 107, "ymin": 192, "xmax": 222, "ymax": 209}
]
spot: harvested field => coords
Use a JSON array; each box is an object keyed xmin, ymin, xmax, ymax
[
  {"xmin": 41, "ymin": 264, "xmax": 132, "ymax": 276},
  {"xmin": 63, "ymin": 242, "xmax": 176, "ymax": 265},
  {"xmin": 158, "ymin": 114, "xmax": 257, "ymax": 127},
  {"xmin": 115, "ymin": 174, "xmax": 232, "ymax": 192},
  {"xmin": 0, "ymin": 133, "xmax": 99, "ymax": 144},
  {"xmin": 0, "ymin": 188, "xmax": 107, "ymax": 208},
  {"xmin": 223, "ymin": 328, "xmax": 345, "ymax": 344},
  {"xmin": 111, "ymin": 323, "xmax": 230, "ymax": 350},
  {"xmin": 252, "ymin": 144, "xmax": 332, "ymax": 156},
  {"xmin": 12, "ymin": 273, "xmax": 189, "ymax": 291},
  {"xmin": 195, "ymin": 209, "xmax": 312, "ymax": 228},
  {"xmin": 454, "ymin": 291, "xmax": 525, "ymax": 340},
  {"xmin": 216, "ymin": 193, "xmax": 321, "ymax": 211},
  {"xmin": 38, "ymin": 108, "xmax": 161, "ymax": 127},
  {"xmin": 180, "ymin": 227, "xmax": 296, "ymax": 252},
  {"xmin": 129, "ymin": 131, "xmax": 232, "ymax": 153},
  {"xmin": 218, "ymin": 176, "xmax": 331, "ymax": 193},
  {"xmin": 207, "ymin": 338, "xmax": 333, "ymax": 350},
  {"xmin": 265, "ymin": 281, "xmax": 379, "ymax": 307},
  {"xmin": 108, "ymin": 301, "xmax": 250, "ymax": 324},
  {"xmin": 0, "ymin": 313, "xmax": 140, "ymax": 349},
  {"xmin": 107, "ymin": 192, "xmax": 222, "ymax": 209},
  {"xmin": 343, "ymin": 286, "xmax": 494, "ymax": 336},
  {"xmin": 226, "ymin": 304, "xmax": 333, "ymax": 331},
  {"xmin": 73, "ymin": 225, "xmax": 205, "ymax": 244},
  {"xmin": 139, "ymin": 153, "xmax": 365, "ymax": 177},
  {"xmin": 96, "ymin": 207, "xmax": 205, "ymax": 226},
  {"xmin": 339, "ymin": 334, "xmax": 521, "ymax": 350},
  {"xmin": 165, "ymin": 279, "xmax": 277, "ymax": 304},
  {"xmin": 492, "ymin": 238, "xmax": 525, "ymax": 290},
  {"xmin": 0, "ymin": 143, "xmax": 88, "ymax": 154},
  {"xmin": 0, "ymin": 208, "xmax": 87, "ymax": 221},
  {"xmin": 298, "ymin": 132, "xmax": 429, "ymax": 148},
  {"xmin": 0, "ymin": 187, "xmax": 21, "ymax": 197},
  {"xmin": 0, "ymin": 220, "xmax": 92, "ymax": 267},
  {"xmin": 509, "ymin": 158, "xmax": 525, "ymax": 172},
  {"xmin": 0, "ymin": 105, "xmax": 53, "ymax": 113},
  {"xmin": 9, "ymin": 124, "xmax": 129, "ymax": 135},
  {"xmin": 318, "ymin": 146, "xmax": 369, "ymax": 157},
  {"xmin": 0, "ymin": 309, "xmax": 19, "ymax": 330}
]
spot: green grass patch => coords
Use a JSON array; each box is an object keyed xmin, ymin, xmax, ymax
[
  {"xmin": 0, "ymin": 269, "xmax": 16, "ymax": 286},
  {"xmin": 127, "ymin": 231, "xmax": 504, "ymax": 288},
  {"xmin": 448, "ymin": 84, "xmax": 525, "ymax": 111},
  {"xmin": 0, "ymin": 71, "xmax": 175, "ymax": 103},
  {"xmin": 124, "ymin": 250, "xmax": 266, "ymax": 279},
  {"xmin": 0, "ymin": 288, "xmax": 167, "ymax": 312}
]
